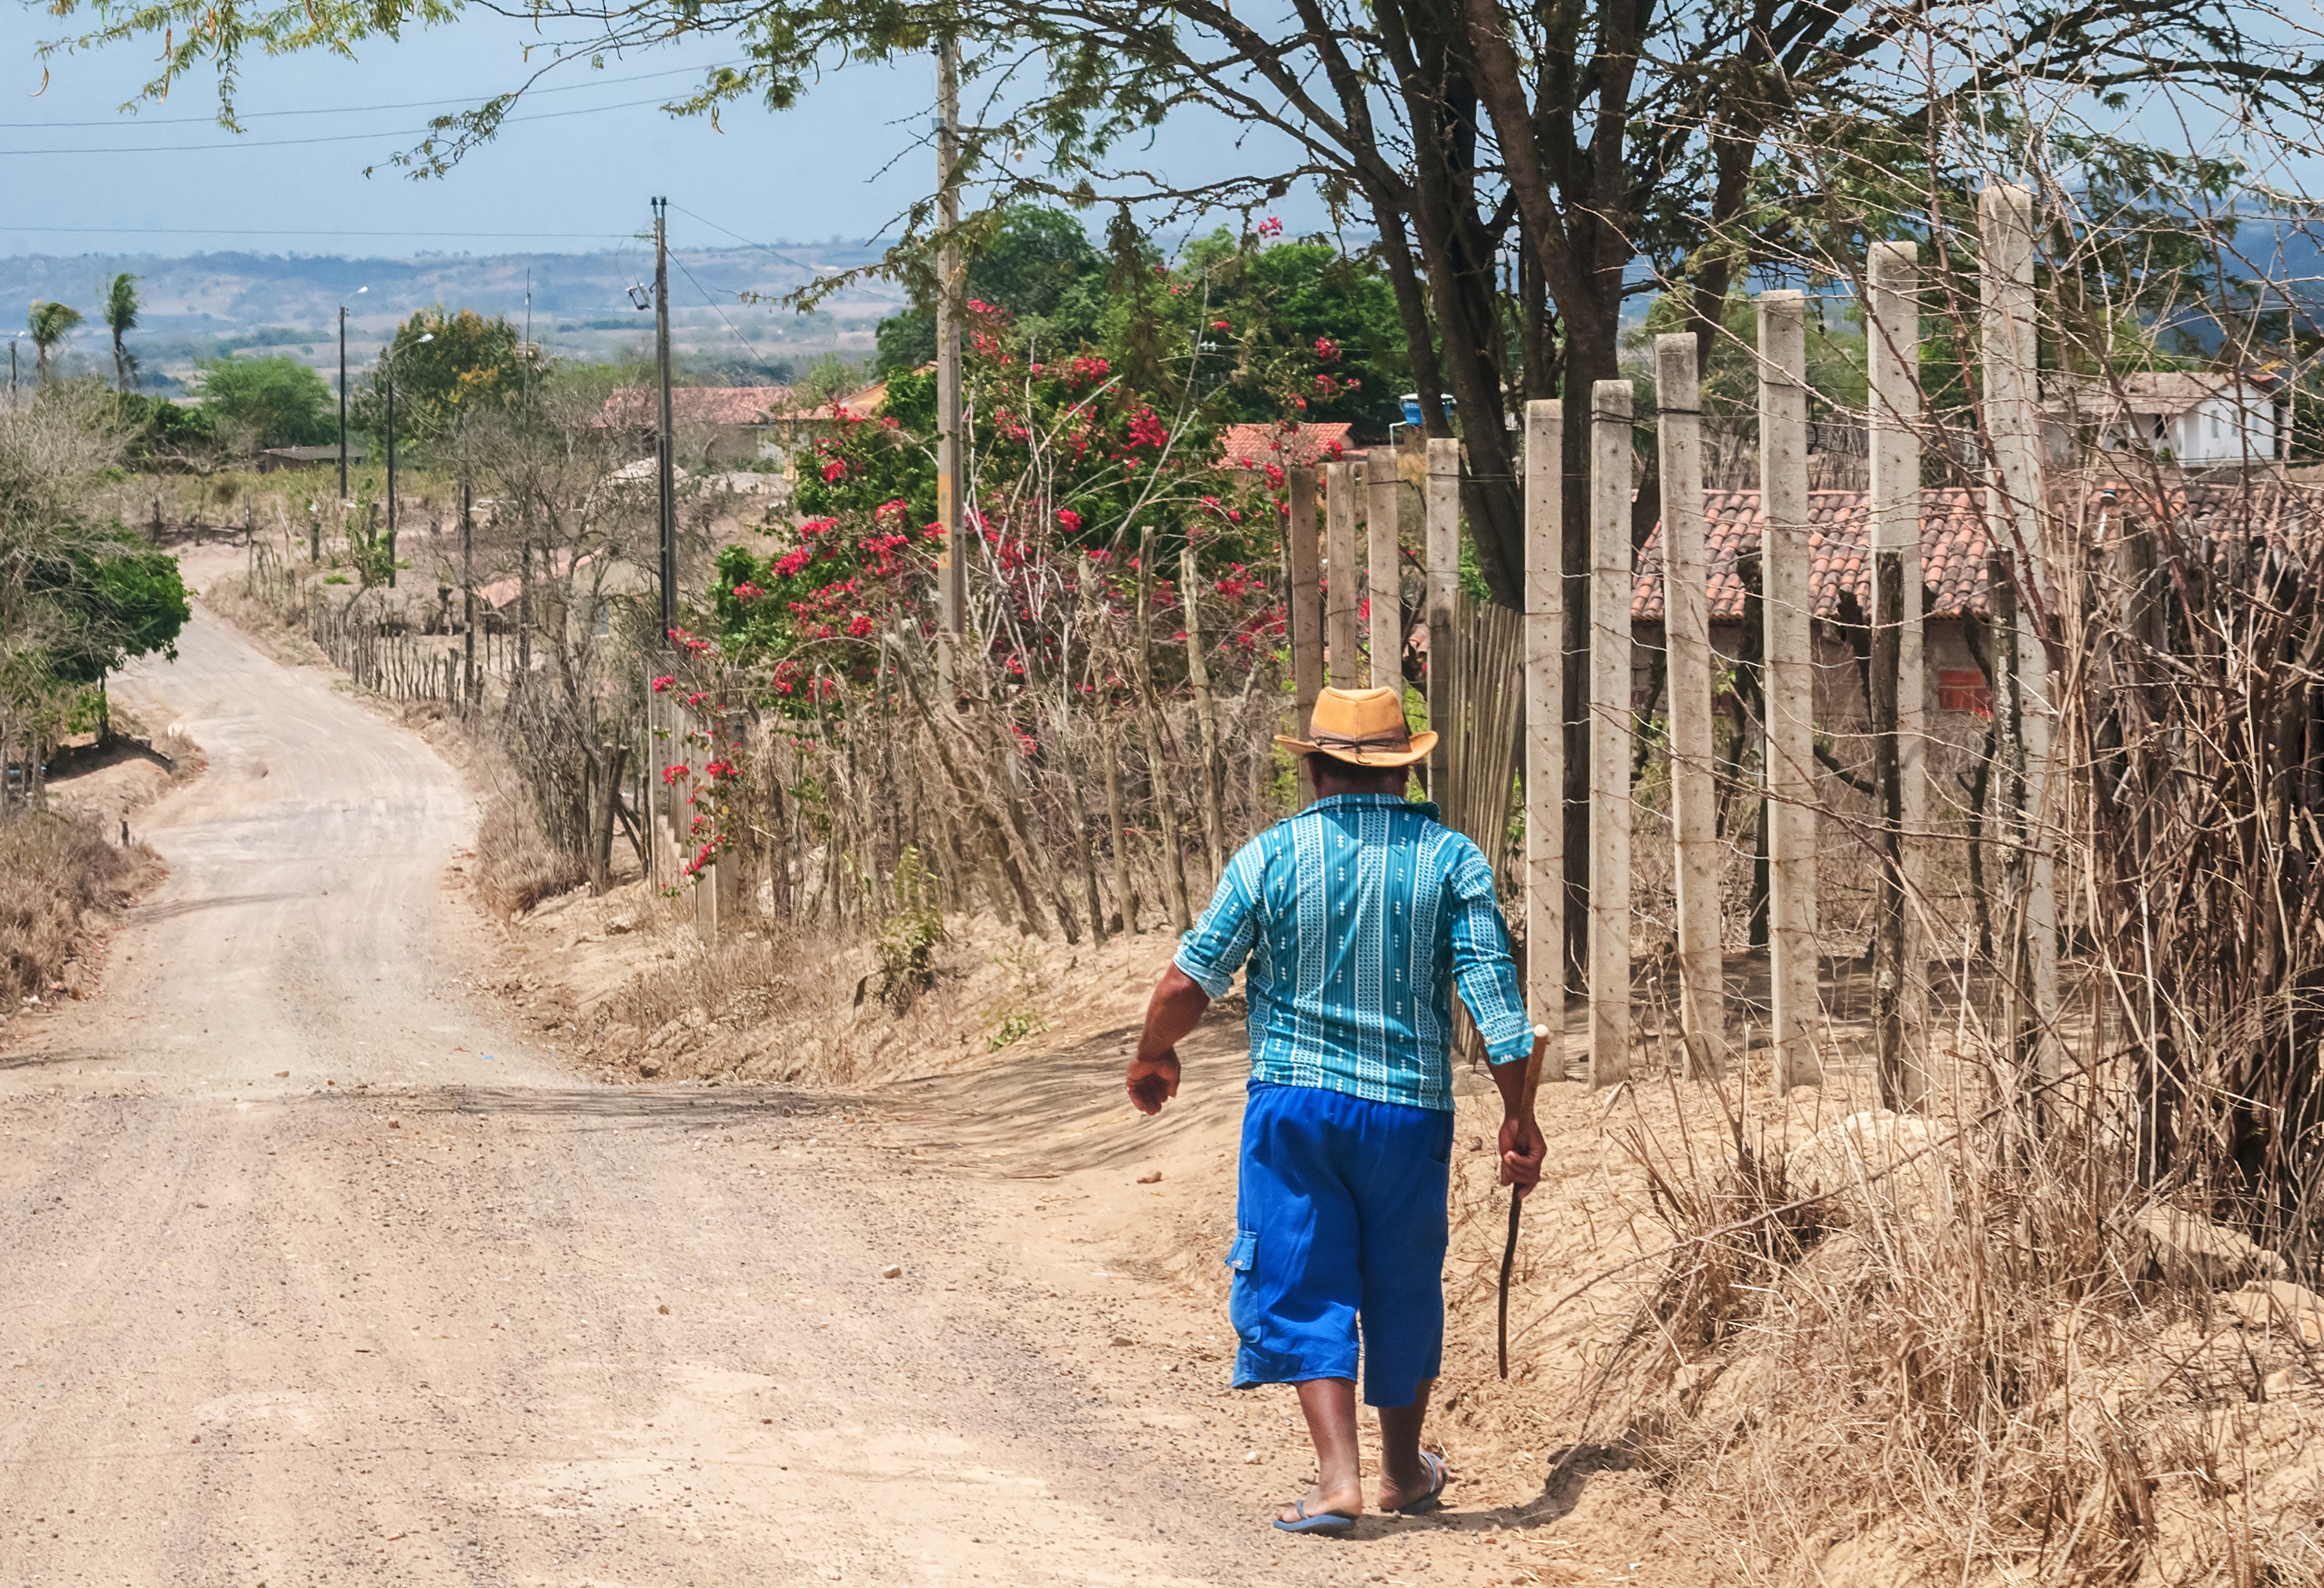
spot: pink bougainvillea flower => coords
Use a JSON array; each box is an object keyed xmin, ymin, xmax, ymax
[
  {"xmin": 820, "ymin": 460, "xmax": 847, "ymax": 483},
  {"xmin": 1057, "ymin": 508, "xmax": 1083, "ymax": 532},
  {"xmin": 661, "ymin": 763, "xmax": 689, "ymax": 786},
  {"xmin": 650, "ymin": 674, "xmax": 676, "ymax": 693}
]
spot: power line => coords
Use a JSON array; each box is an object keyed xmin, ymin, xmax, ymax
[
  {"xmin": 0, "ymin": 91, "xmax": 692, "ymax": 155},
  {"xmin": 0, "ymin": 224, "xmax": 638, "ymax": 240},
  {"xmin": 670, "ymin": 252, "xmax": 782, "ymax": 373},
  {"xmin": 0, "ymin": 59, "xmax": 741, "ymax": 129},
  {"xmin": 669, "ymin": 202, "xmax": 841, "ymax": 279}
]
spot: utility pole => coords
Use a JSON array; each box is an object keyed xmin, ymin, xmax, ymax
[
  {"xmin": 385, "ymin": 368, "xmax": 397, "ymax": 588},
  {"xmin": 338, "ymin": 304, "xmax": 349, "ymax": 501},
  {"xmin": 461, "ymin": 475, "xmax": 476, "ymax": 707},
  {"xmin": 934, "ymin": 38, "xmax": 965, "ymax": 699},
  {"xmin": 655, "ymin": 196, "xmax": 677, "ymax": 647}
]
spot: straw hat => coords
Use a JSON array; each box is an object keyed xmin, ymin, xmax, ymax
[{"xmin": 1273, "ymin": 686, "xmax": 1438, "ymax": 768}]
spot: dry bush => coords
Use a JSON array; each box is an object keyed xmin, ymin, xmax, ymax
[
  {"xmin": 1576, "ymin": 1094, "xmax": 2324, "ymax": 1583},
  {"xmin": 474, "ymin": 783, "xmax": 587, "ymax": 918},
  {"xmin": 597, "ymin": 918, "xmax": 871, "ymax": 1084},
  {"xmin": 0, "ymin": 809, "xmax": 156, "ymax": 1000}
]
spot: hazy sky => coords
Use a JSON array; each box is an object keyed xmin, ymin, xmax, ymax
[
  {"xmin": 0, "ymin": 14, "xmax": 952, "ymax": 258},
  {"xmin": 0, "ymin": 11, "xmax": 1318, "ymax": 261}
]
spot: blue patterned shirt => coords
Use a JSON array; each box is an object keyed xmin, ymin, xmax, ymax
[{"xmin": 1173, "ymin": 794, "xmax": 1534, "ymax": 1113}]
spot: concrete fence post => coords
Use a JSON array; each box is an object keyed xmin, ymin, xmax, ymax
[
  {"xmin": 1980, "ymin": 182, "xmax": 2059, "ymax": 1087},
  {"xmin": 1758, "ymin": 289, "xmax": 1821, "ymax": 1094},
  {"xmin": 1654, "ymin": 333, "xmax": 1722, "ymax": 1077},
  {"xmin": 1326, "ymin": 461, "xmax": 1362, "ymax": 688},
  {"xmin": 1367, "ymin": 447, "xmax": 1402, "ymax": 691},
  {"xmin": 1287, "ymin": 465, "xmax": 1324, "ymax": 808},
  {"xmin": 1426, "ymin": 439, "xmax": 1461, "ymax": 801},
  {"xmin": 1868, "ymin": 240, "xmax": 1928, "ymax": 1110},
  {"xmin": 1590, "ymin": 382, "xmax": 1635, "ymax": 1087},
  {"xmin": 1525, "ymin": 400, "xmax": 1566, "ymax": 1048}
]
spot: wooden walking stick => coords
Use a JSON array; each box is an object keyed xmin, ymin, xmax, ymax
[{"xmin": 1498, "ymin": 1021, "xmax": 1554, "ymax": 1379}]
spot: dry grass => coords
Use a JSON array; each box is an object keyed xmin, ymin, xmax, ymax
[
  {"xmin": 474, "ymin": 783, "xmax": 588, "ymax": 918},
  {"xmin": 1558, "ymin": 1083, "xmax": 2324, "ymax": 1584},
  {"xmin": 593, "ymin": 918, "xmax": 874, "ymax": 1085},
  {"xmin": 0, "ymin": 808, "xmax": 158, "ymax": 1002}
]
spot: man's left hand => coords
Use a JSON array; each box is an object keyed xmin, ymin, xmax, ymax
[{"xmin": 1499, "ymin": 1111, "xmax": 1545, "ymax": 1194}]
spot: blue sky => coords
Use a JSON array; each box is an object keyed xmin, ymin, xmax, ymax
[
  {"xmin": 0, "ymin": 14, "xmax": 942, "ymax": 256},
  {"xmin": 0, "ymin": 13, "xmax": 1323, "ymax": 260}
]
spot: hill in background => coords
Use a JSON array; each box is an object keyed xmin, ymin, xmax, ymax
[{"xmin": 0, "ymin": 242, "xmax": 902, "ymax": 393}]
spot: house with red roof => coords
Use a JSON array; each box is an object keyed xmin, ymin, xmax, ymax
[
  {"xmin": 1626, "ymin": 477, "xmax": 2318, "ymax": 735},
  {"xmin": 1218, "ymin": 422, "xmax": 1356, "ymax": 473}
]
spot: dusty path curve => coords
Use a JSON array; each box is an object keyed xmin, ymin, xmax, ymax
[{"xmin": 0, "ymin": 607, "xmax": 1380, "ymax": 1586}]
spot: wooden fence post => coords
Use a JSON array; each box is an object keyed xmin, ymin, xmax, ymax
[
  {"xmin": 1287, "ymin": 466, "xmax": 1324, "ymax": 808},
  {"xmin": 1758, "ymin": 289, "xmax": 1821, "ymax": 1095},
  {"xmin": 1367, "ymin": 447, "xmax": 1402, "ymax": 691},
  {"xmin": 1525, "ymin": 400, "xmax": 1566, "ymax": 1046},
  {"xmin": 1426, "ymin": 439, "xmax": 1460, "ymax": 800},
  {"xmin": 1980, "ymin": 182, "xmax": 2059, "ymax": 1087},
  {"xmin": 1590, "ymin": 382, "xmax": 1635, "ymax": 1087},
  {"xmin": 1868, "ymin": 239, "xmax": 1927, "ymax": 1110},
  {"xmin": 1326, "ymin": 461, "xmax": 1361, "ymax": 688},
  {"xmin": 1655, "ymin": 333, "xmax": 1722, "ymax": 1077}
]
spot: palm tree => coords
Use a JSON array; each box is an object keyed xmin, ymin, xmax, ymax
[
  {"xmin": 26, "ymin": 301, "xmax": 83, "ymax": 385},
  {"xmin": 100, "ymin": 274, "xmax": 139, "ymax": 391}
]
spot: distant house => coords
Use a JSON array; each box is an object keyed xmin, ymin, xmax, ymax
[
  {"xmin": 2042, "ymin": 371, "xmax": 2282, "ymax": 466},
  {"xmin": 1218, "ymin": 421, "xmax": 1356, "ymax": 473},
  {"xmin": 1629, "ymin": 476, "xmax": 2319, "ymax": 738},
  {"xmin": 593, "ymin": 386, "xmax": 796, "ymax": 468},
  {"xmin": 256, "ymin": 443, "xmax": 367, "ymax": 473}
]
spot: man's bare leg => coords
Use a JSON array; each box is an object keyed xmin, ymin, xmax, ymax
[
  {"xmin": 1279, "ymin": 1377, "xmax": 1364, "ymax": 1523},
  {"xmin": 1375, "ymin": 1379, "xmax": 1439, "ymax": 1510}
]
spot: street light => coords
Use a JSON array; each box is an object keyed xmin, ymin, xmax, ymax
[{"xmin": 381, "ymin": 329, "xmax": 434, "ymax": 589}]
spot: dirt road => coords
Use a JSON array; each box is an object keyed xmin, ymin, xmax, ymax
[{"xmin": 2, "ymin": 609, "xmax": 1525, "ymax": 1586}]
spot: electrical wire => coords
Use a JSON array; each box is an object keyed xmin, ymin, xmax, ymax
[
  {"xmin": 0, "ymin": 224, "xmax": 635, "ymax": 239},
  {"xmin": 670, "ymin": 252, "xmax": 784, "ymax": 376},
  {"xmin": 0, "ymin": 90, "xmax": 692, "ymax": 155},
  {"xmin": 668, "ymin": 202, "xmax": 839, "ymax": 280},
  {"xmin": 0, "ymin": 59, "xmax": 742, "ymax": 129}
]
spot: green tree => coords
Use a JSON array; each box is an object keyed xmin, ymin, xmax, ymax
[
  {"xmin": 27, "ymin": 302, "xmax": 82, "ymax": 384},
  {"xmin": 100, "ymin": 273, "xmax": 139, "ymax": 392},
  {"xmin": 191, "ymin": 355, "xmax": 334, "ymax": 451},
  {"xmin": 874, "ymin": 205, "xmax": 1106, "ymax": 375},
  {"xmin": 48, "ymin": 540, "xmax": 190, "ymax": 684},
  {"xmin": 354, "ymin": 307, "xmax": 526, "ymax": 445}
]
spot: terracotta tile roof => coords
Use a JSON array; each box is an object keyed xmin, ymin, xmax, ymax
[
  {"xmin": 1219, "ymin": 422, "xmax": 1355, "ymax": 469},
  {"xmin": 1632, "ymin": 489, "xmax": 1990, "ymax": 624},
  {"xmin": 1634, "ymin": 477, "xmax": 2324, "ymax": 625},
  {"xmin": 595, "ymin": 386, "xmax": 794, "ymax": 428},
  {"xmin": 2076, "ymin": 476, "xmax": 2310, "ymax": 547}
]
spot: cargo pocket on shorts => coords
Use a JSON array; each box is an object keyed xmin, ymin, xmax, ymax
[{"xmin": 1225, "ymin": 1229, "xmax": 1261, "ymax": 1348}]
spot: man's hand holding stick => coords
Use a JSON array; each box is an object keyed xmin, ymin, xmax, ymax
[{"xmin": 1495, "ymin": 1023, "xmax": 1552, "ymax": 1379}]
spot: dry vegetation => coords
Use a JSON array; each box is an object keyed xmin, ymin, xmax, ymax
[{"xmin": 0, "ymin": 809, "xmax": 158, "ymax": 1005}]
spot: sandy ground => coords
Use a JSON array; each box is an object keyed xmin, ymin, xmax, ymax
[{"xmin": 1, "ymin": 586, "xmax": 1670, "ymax": 1586}]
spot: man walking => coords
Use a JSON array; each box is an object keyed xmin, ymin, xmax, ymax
[{"xmin": 1124, "ymin": 685, "xmax": 1546, "ymax": 1535}]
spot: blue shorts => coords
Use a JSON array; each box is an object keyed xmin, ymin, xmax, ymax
[{"xmin": 1225, "ymin": 1081, "xmax": 1455, "ymax": 1408}]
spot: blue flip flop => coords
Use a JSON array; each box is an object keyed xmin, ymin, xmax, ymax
[
  {"xmin": 1272, "ymin": 1498, "xmax": 1358, "ymax": 1536},
  {"xmin": 1390, "ymin": 1451, "xmax": 1449, "ymax": 1515}
]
